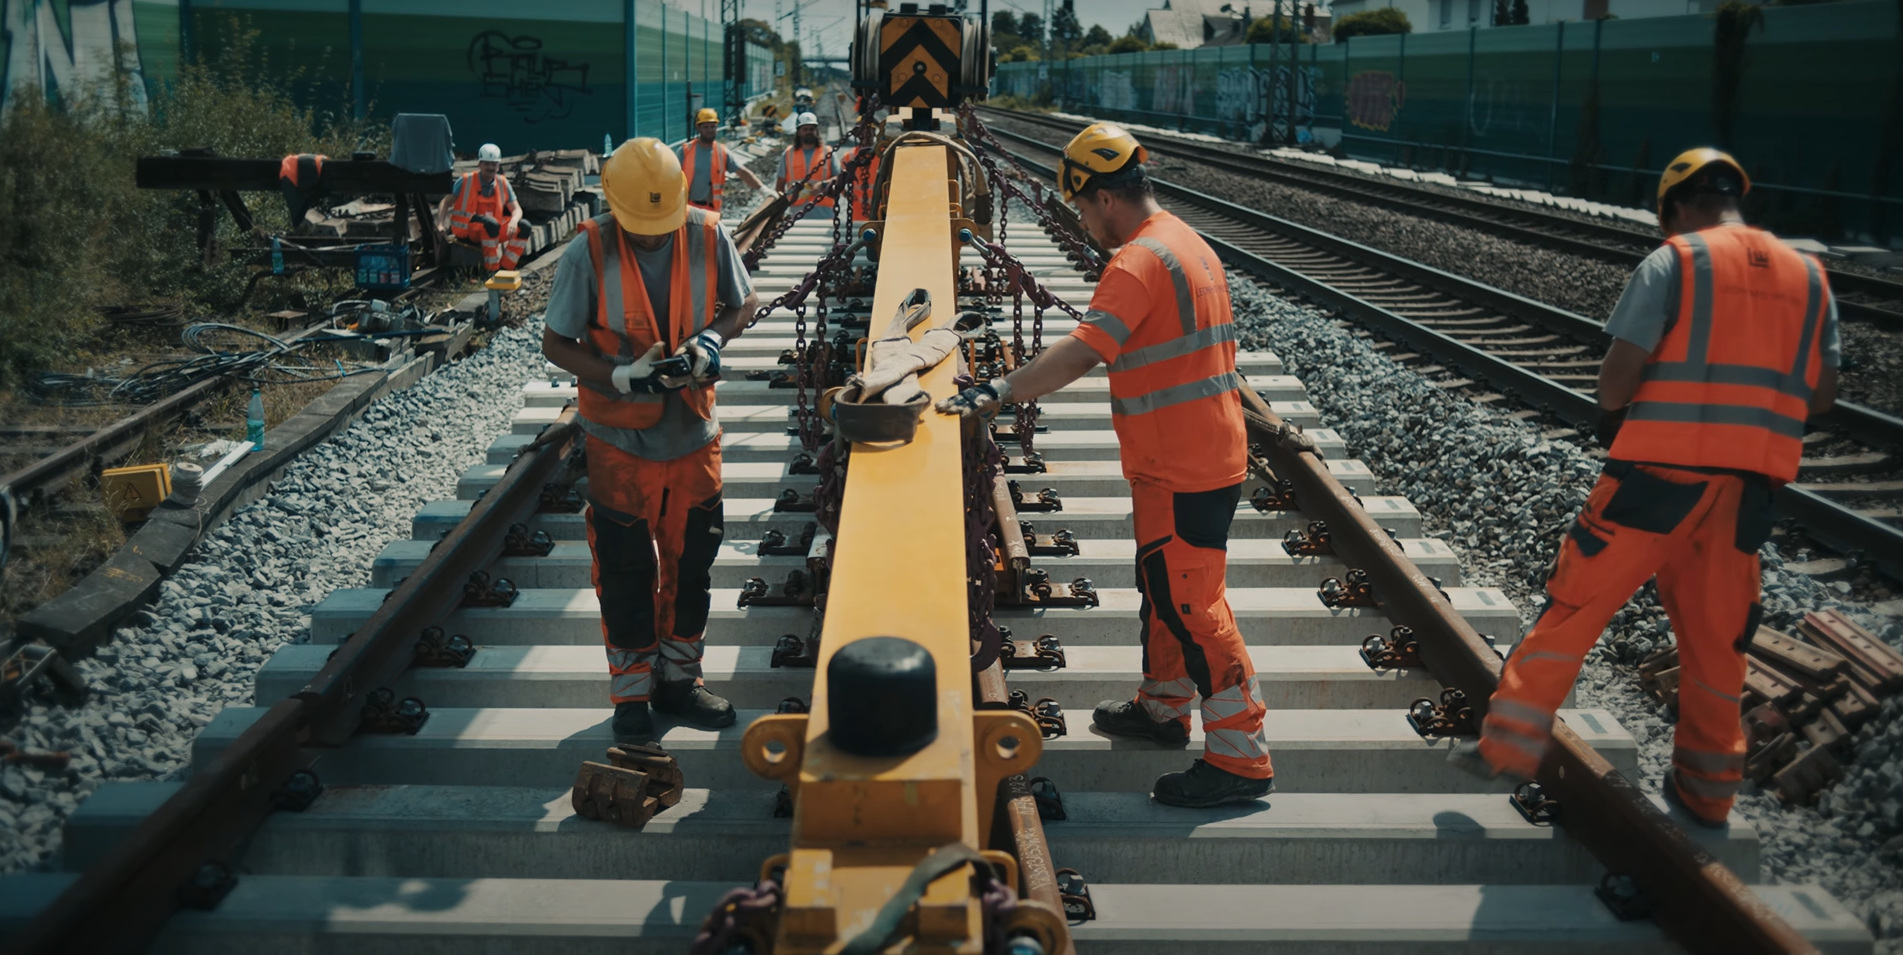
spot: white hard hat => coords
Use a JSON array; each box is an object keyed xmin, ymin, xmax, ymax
[
  {"xmin": 797, "ymin": 112, "xmax": 819, "ymax": 128},
  {"xmin": 477, "ymin": 143, "xmax": 502, "ymax": 162}
]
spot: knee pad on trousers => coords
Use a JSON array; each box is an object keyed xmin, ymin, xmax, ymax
[
  {"xmin": 589, "ymin": 503, "xmax": 659, "ymax": 650},
  {"xmin": 672, "ymin": 493, "xmax": 725, "ymax": 639}
]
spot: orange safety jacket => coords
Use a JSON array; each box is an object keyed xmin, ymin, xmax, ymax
[
  {"xmin": 681, "ymin": 140, "xmax": 730, "ymax": 212},
  {"xmin": 449, "ymin": 171, "xmax": 517, "ymax": 235},
  {"xmin": 781, "ymin": 144, "xmax": 835, "ymax": 208},
  {"xmin": 840, "ymin": 145, "xmax": 880, "ymax": 220},
  {"xmin": 278, "ymin": 153, "xmax": 326, "ymax": 187},
  {"xmin": 1086, "ymin": 212, "xmax": 1246, "ymax": 492},
  {"xmin": 1609, "ymin": 225, "xmax": 1831, "ymax": 484},
  {"xmin": 575, "ymin": 208, "xmax": 722, "ymax": 432}
]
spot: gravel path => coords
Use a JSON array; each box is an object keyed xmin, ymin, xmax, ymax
[
  {"xmin": 1226, "ymin": 276, "xmax": 1903, "ymax": 952},
  {"xmin": 0, "ymin": 323, "xmax": 547, "ymax": 875}
]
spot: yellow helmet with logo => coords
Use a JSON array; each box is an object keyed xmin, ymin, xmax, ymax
[
  {"xmin": 696, "ymin": 107, "xmax": 719, "ymax": 125},
  {"xmin": 602, "ymin": 137, "xmax": 687, "ymax": 236},
  {"xmin": 1657, "ymin": 147, "xmax": 1750, "ymax": 230},
  {"xmin": 1059, "ymin": 123, "xmax": 1150, "ymax": 202}
]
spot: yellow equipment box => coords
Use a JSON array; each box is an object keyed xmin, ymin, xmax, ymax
[
  {"xmin": 484, "ymin": 270, "xmax": 523, "ymax": 292},
  {"xmin": 100, "ymin": 463, "xmax": 171, "ymax": 522}
]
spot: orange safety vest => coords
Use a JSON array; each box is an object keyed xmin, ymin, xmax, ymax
[
  {"xmin": 681, "ymin": 140, "xmax": 730, "ymax": 212},
  {"xmin": 1086, "ymin": 212, "xmax": 1246, "ymax": 492},
  {"xmin": 781, "ymin": 144, "xmax": 835, "ymax": 208},
  {"xmin": 840, "ymin": 145, "xmax": 880, "ymax": 220},
  {"xmin": 449, "ymin": 171, "xmax": 517, "ymax": 235},
  {"xmin": 575, "ymin": 208, "xmax": 723, "ymax": 432},
  {"xmin": 278, "ymin": 153, "xmax": 326, "ymax": 187},
  {"xmin": 1609, "ymin": 225, "xmax": 1831, "ymax": 484}
]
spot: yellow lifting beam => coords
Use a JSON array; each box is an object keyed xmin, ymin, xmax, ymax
[{"xmin": 741, "ymin": 142, "xmax": 1065, "ymax": 954}]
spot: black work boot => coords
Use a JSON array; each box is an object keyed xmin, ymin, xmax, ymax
[
  {"xmin": 1092, "ymin": 699, "xmax": 1190, "ymax": 745},
  {"xmin": 611, "ymin": 701, "xmax": 655, "ymax": 745},
  {"xmin": 1152, "ymin": 759, "xmax": 1275, "ymax": 808},
  {"xmin": 652, "ymin": 681, "xmax": 737, "ymax": 730}
]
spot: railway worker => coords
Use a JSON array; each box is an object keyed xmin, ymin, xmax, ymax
[
  {"xmin": 836, "ymin": 114, "xmax": 884, "ymax": 221},
  {"xmin": 777, "ymin": 113, "xmax": 838, "ymax": 215},
  {"xmin": 441, "ymin": 143, "xmax": 529, "ymax": 272},
  {"xmin": 676, "ymin": 108, "xmax": 765, "ymax": 214},
  {"xmin": 1451, "ymin": 148, "xmax": 1840, "ymax": 830},
  {"xmin": 937, "ymin": 123, "xmax": 1275, "ymax": 808},
  {"xmin": 540, "ymin": 138, "xmax": 760, "ymax": 745}
]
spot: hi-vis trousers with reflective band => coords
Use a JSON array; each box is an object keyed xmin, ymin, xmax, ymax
[
  {"xmin": 450, "ymin": 218, "xmax": 527, "ymax": 272},
  {"xmin": 1481, "ymin": 461, "xmax": 1773, "ymax": 820},
  {"xmin": 582, "ymin": 436, "xmax": 725, "ymax": 704},
  {"xmin": 1132, "ymin": 481, "xmax": 1274, "ymax": 780}
]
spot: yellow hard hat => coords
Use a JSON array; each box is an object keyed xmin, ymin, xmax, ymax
[
  {"xmin": 602, "ymin": 137, "xmax": 686, "ymax": 236},
  {"xmin": 1059, "ymin": 123, "xmax": 1149, "ymax": 202},
  {"xmin": 696, "ymin": 107, "xmax": 719, "ymax": 125},
  {"xmin": 1657, "ymin": 147, "xmax": 1750, "ymax": 229}
]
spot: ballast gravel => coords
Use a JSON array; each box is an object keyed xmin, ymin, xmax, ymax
[
  {"xmin": 1225, "ymin": 277, "xmax": 1903, "ymax": 951},
  {"xmin": 0, "ymin": 323, "xmax": 548, "ymax": 875}
]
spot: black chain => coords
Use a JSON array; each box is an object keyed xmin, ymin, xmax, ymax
[
  {"xmin": 961, "ymin": 402, "xmax": 1003, "ymax": 672},
  {"xmin": 957, "ymin": 104, "xmax": 1106, "ymax": 275},
  {"xmin": 743, "ymin": 98, "xmax": 882, "ymax": 271}
]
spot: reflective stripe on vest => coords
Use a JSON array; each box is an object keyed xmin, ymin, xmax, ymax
[
  {"xmin": 1609, "ymin": 227, "xmax": 1828, "ymax": 483},
  {"xmin": 842, "ymin": 147, "xmax": 879, "ymax": 219},
  {"xmin": 450, "ymin": 172, "xmax": 514, "ymax": 235},
  {"xmin": 785, "ymin": 145, "xmax": 835, "ymax": 207},
  {"xmin": 575, "ymin": 209, "xmax": 721, "ymax": 431},
  {"xmin": 683, "ymin": 141, "xmax": 728, "ymax": 211},
  {"xmin": 1102, "ymin": 239, "xmax": 1239, "ymax": 420}
]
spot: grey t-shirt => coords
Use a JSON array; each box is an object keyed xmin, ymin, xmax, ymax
[
  {"xmin": 1605, "ymin": 232, "xmax": 1841, "ymax": 368},
  {"xmin": 674, "ymin": 141, "xmax": 746, "ymax": 206},
  {"xmin": 544, "ymin": 224, "xmax": 755, "ymax": 461}
]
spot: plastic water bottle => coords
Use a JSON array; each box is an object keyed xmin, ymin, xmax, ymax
[
  {"xmin": 271, "ymin": 236, "xmax": 284, "ymax": 275},
  {"xmin": 604, "ymin": 133, "xmax": 613, "ymax": 157},
  {"xmin": 246, "ymin": 388, "xmax": 266, "ymax": 451}
]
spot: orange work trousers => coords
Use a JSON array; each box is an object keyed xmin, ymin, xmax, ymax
[
  {"xmin": 1481, "ymin": 460, "xmax": 1773, "ymax": 821},
  {"xmin": 451, "ymin": 219, "xmax": 528, "ymax": 272},
  {"xmin": 583, "ymin": 436, "xmax": 724, "ymax": 704},
  {"xmin": 1132, "ymin": 480, "xmax": 1274, "ymax": 780}
]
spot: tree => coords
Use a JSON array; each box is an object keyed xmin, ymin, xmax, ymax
[
  {"xmin": 1511, "ymin": 0, "xmax": 1530, "ymax": 24},
  {"xmin": 1247, "ymin": 13, "xmax": 1310, "ymax": 44},
  {"xmin": 991, "ymin": 10, "xmax": 1019, "ymax": 38},
  {"xmin": 1050, "ymin": 0, "xmax": 1083, "ymax": 56},
  {"xmin": 1084, "ymin": 24, "xmax": 1113, "ymax": 47},
  {"xmin": 1493, "ymin": 0, "xmax": 1510, "ymax": 26},
  {"xmin": 1107, "ymin": 34, "xmax": 1150, "ymax": 54},
  {"xmin": 1333, "ymin": 8, "xmax": 1410, "ymax": 38},
  {"xmin": 1017, "ymin": 12, "xmax": 1045, "ymax": 46}
]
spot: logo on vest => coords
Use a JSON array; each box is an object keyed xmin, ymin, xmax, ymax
[{"xmin": 1748, "ymin": 247, "xmax": 1771, "ymax": 269}]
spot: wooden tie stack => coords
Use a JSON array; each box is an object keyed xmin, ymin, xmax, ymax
[{"xmin": 1639, "ymin": 609, "xmax": 1903, "ymax": 806}]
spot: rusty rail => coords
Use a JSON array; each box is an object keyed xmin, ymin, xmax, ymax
[{"xmin": 1237, "ymin": 383, "xmax": 1816, "ymax": 955}]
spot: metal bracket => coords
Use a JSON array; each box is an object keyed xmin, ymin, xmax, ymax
[
  {"xmin": 1359, "ymin": 627, "xmax": 1420, "ymax": 671},
  {"xmin": 413, "ymin": 626, "xmax": 476, "ymax": 668},
  {"xmin": 1250, "ymin": 481, "xmax": 1298, "ymax": 513},
  {"xmin": 1056, "ymin": 868, "xmax": 1096, "ymax": 923},
  {"xmin": 360, "ymin": 687, "xmax": 430, "ymax": 735},
  {"xmin": 0, "ymin": 640, "xmax": 88, "ymax": 715},
  {"xmin": 272, "ymin": 769, "xmax": 324, "ymax": 812},
  {"xmin": 539, "ymin": 484, "xmax": 584, "ymax": 513},
  {"xmin": 502, "ymin": 522, "xmax": 555, "ymax": 557},
  {"xmin": 1008, "ymin": 481, "xmax": 1062, "ymax": 512},
  {"xmin": 1010, "ymin": 689, "xmax": 1067, "ymax": 739},
  {"xmin": 1000, "ymin": 634, "xmax": 1067, "ymax": 671},
  {"xmin": 1030, "ymin": 776, "xmax": 1066, "ymax": 821},
  {"xmin": 1510, "ymin": 781, "xmax": 1560, "ymax": 826},
  {"xmin": 1003, "ymin": 450, "xmax": 1047, "ymax": 474},
  {"xmin": 178, "ymin": 861, "xmax": 238, "ymax": 911},
  {"xmin": 773, "ymin": 488, "xmax": 819, "ymax": 513},
  {"xmin": 1020, "ymin": 523, "xmax": 1079, "ymax": 557},
  {"xmin": 1282, "ymin": 520, "xmax": 1332, "ymax": 557},
  {"xmin": 1318, "ymin": 569, "xmax": 1378, "ymax": 609},
  {"xmin": 739, "ymin": 571, "xmax": 813, "ymax": 608},
  {"xmin": 1012, "ymin": 570, "xmax": 1098, "ymax": 608},
  {"xmin": 1595, "ymin": 872, "xmax": 1653, "ymax": 921},
  {"xmin": 759, "ymin": 524, "xmax": 817, "ymax": 557},
  {"xmin": 462, "ymin": 572, "xmax": 519, "ymax": 608},
  {"xmin": 1406, "ymin": 688, "xmax": 1475, "ymax": 738},
  {"xmin": 788, "ymin": 452, "xmax": 821, "ymax": 476},
  {"xmin": 771, "ymin": 633, "xmax": 818, "ymax": 669},
  {"xmin": 571, "ymin": 743, "xmax": 686, "ymax": 830}
]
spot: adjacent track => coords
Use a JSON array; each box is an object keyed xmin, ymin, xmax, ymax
[{"xmin": 985, "ymin": 126, "xmax": 1903, "ymax": 578}]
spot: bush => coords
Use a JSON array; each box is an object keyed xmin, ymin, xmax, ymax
[
  {"xmin": 1334, "ymin": 8, "xmax": 1411, "ymax": 38},
  {"xmin": 1107, "ymin": 35, "xmax": 1151, "ymax": 54},
  {"xmin": 1248, "ymin": 14, "xmax": 1311, "ymax": 44}
]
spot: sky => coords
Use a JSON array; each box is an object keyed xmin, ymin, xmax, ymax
[{"xmin": 724, "ymin": 0, "xmax": 1171, "ymax": 57}]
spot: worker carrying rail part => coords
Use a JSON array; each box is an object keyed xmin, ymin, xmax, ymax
[
  {"xmin": 439, "ymin": 143, "xmax": 529, "ymax": 272},
  {"xmin": 777, "ymin": 112, "xmax": 838, "ymax": 216},
  {"xmin": 1450, "ymin": 148, "xmax": 1841, "ymax": 829},
  {"xmin": 675, "ymin": 108, "xmax": 765, "ymax": 214},
  {"xmin": 541, "ymin": 137, "xmax": 761, "ymax": 745},
  {"xmin": 938, "ymin": 123, "xmax": 1276, "ymax": 808}
]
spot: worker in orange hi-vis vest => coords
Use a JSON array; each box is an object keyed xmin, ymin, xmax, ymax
[
  {"xmin": 1449, "ymin": 148, "xmax": 1842, "ymax": 831},
  {"xmin": 837, "ymin": 121, "xmax": 883, "ymax": 222},
  {"xmin": 540, "ymin": 138, "xmax": 760, "ymax": 746},
  {"xmin": 675, "ymin": 108, "xmax": 765, "ymax": 214},
  {"xmin": 776, "ymin": 112, "xmax": 838, "ymax": 216},
  {"xmin": 440, "ymin": 142, "xmax": 529, "ymax": 271},
  {"xmin": 938, "ymin": 123, "xmax": 1273, "ymax": 809}
]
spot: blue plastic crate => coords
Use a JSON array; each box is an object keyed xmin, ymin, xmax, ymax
[{"xmin": 355, "ymin": 243, "xmax": 411, "ymax": 291}]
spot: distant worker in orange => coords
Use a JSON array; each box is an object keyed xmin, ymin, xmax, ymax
[
  {"xmin": 1451, "ymin": 149, "xmax": 1841, "ymax": 829},
  {"xmin": 441, "ymin": 142, "xmax": 529, "ymax": 272},
  {"xmin": 777, "ymin": 112, "xmax": 838, "ymax": 215},
  {"xmin": 938, "ymin": 123, "xmax": 1274, "ymax": 808},
  {"xmin": 541, "ymin": 138, "xmax": 759, "ymax": 745},
  {"xmin": 837, "ymin": 115, "xmax": 885, "ymax": 221},
  {"xmin": 676, "ymin": 108, "xmax": 765, "ymax": 214}
]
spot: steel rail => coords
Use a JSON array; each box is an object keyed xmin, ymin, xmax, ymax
[
  {"xmin": 994, "ymin": 140, "xmax": 1903, "ymax": 574},
  {"xmin": 980, "ymin": 107, "xmax": 1903, "ymax": 328},
  {"xmin": 2, "ymin": 409, "xmax": 584, "ymax": 955}
]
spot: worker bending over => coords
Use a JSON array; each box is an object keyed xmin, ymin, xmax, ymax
[
  {"xmin": 676, "ymin": 108, "xmax": 765, "ymax": 214},
  {"xmin": 938, "ymin": 124, "xmax": 1274, "ymax": 808},
  {"xmin": 1452, "ymin": 149, "xmax": 1840, "ymax": 829},
  {"xmin": 777, "ymin": 113, "xmax": 838, "ymax": 215},
  {"xmin": 441, "ymin": 143, "xmax": 529, "ymax": 272},
  {"xmin": 541, "ymin": 138, "xmax": 760, "ymax": 744}
]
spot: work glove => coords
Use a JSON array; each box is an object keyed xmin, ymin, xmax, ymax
[
  {"xmin": 610, "ymin": 343, "xmax": 670, "ymax": 395},
  {"xmin": 1594, "ymin": 406, "xmax": 1628, "ymax": 447},
  {"xmin": 665, "ymin": 330, "xmax": 723, "ymax": 389},
  {"xmin": 474, "ymin": 214, "xmax": 501, "ymax": 238},
  {"xmin": 935, "ymin": 378, "xmax": 1013, "ymax": 420}
]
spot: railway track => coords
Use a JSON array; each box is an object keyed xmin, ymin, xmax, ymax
[
  {"xmin": 0, "ymin": 156, "xmax": 1874, "ymax": 951},
  {"xmin": 981, "ymin": 123, "xmax": 1903, "ymax": 580},
  {"xmin": 980, "ymin": 106, "xmax": 1903, "ymax": 329}
]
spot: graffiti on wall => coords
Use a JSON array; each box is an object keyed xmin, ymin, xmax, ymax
[
  {"xmin": 1346, "ymin": 70, "xmax": 1404, "ymax": 131},
  {"xmin": 1100, "ymin": 70, "xmax": 1135, "ymax": 112},
  {"xmin": 467, "ymin": 30, "xmax": 591, "ymax": 124},
  {"xmin": 1151, "ymin": 64, "xmax": 1194, "ymax": 117},
  {"xmin": 2, "ymin": 0, "xmax": 147, "ymax": 114}
]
